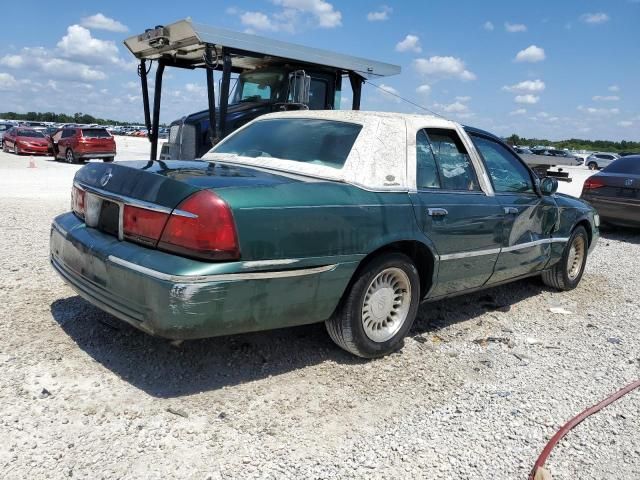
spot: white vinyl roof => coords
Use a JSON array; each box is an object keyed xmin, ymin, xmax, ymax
[{"xmin": 202, "ymin": 110, "xmax": 469, "ymax": 192}]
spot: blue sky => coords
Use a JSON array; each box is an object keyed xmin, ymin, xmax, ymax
[{"xmin": 0, "ymin": 0, "xmax": 637, "ymax": 140}]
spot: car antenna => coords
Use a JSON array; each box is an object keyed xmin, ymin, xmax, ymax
[{"xmin": 365, "ymin": 80, "xmax": 447, "ymax": 120}]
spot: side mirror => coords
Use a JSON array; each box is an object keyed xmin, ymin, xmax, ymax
[
  {"xmin": 540, "ymin": 177, "xmax": 558, "ymax": 195},
  {"xmin": 288, "ymin": 70, "xmax": 311, "ymax": 105}
]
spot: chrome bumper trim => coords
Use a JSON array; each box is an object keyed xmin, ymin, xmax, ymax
[
  {"xmin": 439, "ymin": 237, "xmax": 570, "ymax": 261},
  {"xmin": 107, "ymin": 255, "xmax": 337, "ymax": 283}
]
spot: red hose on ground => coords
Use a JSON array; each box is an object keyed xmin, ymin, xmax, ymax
[{"xmin": 529, "ymin": 378, "xmax": 640, "ymax": 480}]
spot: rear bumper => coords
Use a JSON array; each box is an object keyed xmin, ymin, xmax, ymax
[
  {"xmin": 50, "ymin": 212, "xmax": 356, "ymax": 339},
  {"xmin": 76, "ymin": 151, "xmax": 116, "ymax": 159}
]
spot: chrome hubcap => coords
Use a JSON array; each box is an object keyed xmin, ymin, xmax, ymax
[
  {"xmin": 66, "ymin": 151, "xmax": 72, "ymax": 162},
  {"xmin": 567, "ymin": 235, "xmax": 586, "ymax": 280},
  {"xmin": 361, "ymin": 267, "xmax": 411, "ymax": 343}
]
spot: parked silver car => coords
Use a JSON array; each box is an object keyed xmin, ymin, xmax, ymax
[
  {"xmin": 585, "ymin": 152, "xmax": 620, "ymax": 170},
  {"xmin": 0, "ymin": 123, "xmax": 12, "ymax": 143}
]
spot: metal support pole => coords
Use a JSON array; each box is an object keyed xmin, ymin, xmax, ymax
[
  {"xmin": 205, "ymin": 45, "xmax": 218, "ymax": 147},
  {"xmin": 150, "ymin": 61, "xmax": 165, "ymax": 161},
  {"xmin": 139, "ymin": 60, "xmax": 152, "ymax": 133},
  {"xmin": 218, "ymin": 50, "xmax": 232, "ymax": 138},
  {"xmin": 349, "ymin": 72, "xmax": 364, "ymax": 110}
]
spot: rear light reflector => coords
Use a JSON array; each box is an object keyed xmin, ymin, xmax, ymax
[
  {"xmin": 71, "ymin": 185, "xmax": 85, "ymax": 218},
  {"xmin": 158, "ymin": 190, "xmax": 240, "ymax": 261},
  {"xmin": 123, "ymin": 205, "xmax": 169, "ymax": 246},
  {"xmin": 583, "ymin": 177, "xmax": 605, "ymax": 190}
]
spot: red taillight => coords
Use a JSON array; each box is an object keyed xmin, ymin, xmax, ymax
[
  {"xmin": 158, "ymin": 190, "xmax": 240, "ymax": 261},
  {"xmin": 584, "ymin": 177, "xmax": 605, "ymax": 190},
  {"xmin": 71, "ymin": 185, "xmax": 85, "ymax": 217},
  {"xmin": 123, "ymin": 205, "xmax": 169, "ymax": 246}
]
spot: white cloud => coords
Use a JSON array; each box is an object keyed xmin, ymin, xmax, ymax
[
  {"xmin": 413, "ymin": 56, "xmax": 476, "ymax": 81},
  {"xmin": 367, "ymin": 6, "xmax": 392, "ymax": 21},
  {"xmin": 0, "ymin": 73, "xmax": 19, "ymax": 90},
  {"xmin": 273, "ymin": 0, "xmax": 342, "ymax": 28},
  {"xmin": 578, "ymin": 105, "xmax": 620, "ymax": 115},
  {"xmin": 505, "ymin": 22, "xmax": 527, "ymax": 32},
  {"xmin": 509, "ymin": 108, "xmax": 527, "ymax": 115},
  {"xmin": 376, "ymin": 83, "xmax": 401, "ymax": 103},
  {"xmin": 80, "ymin": 13, "xmax": 128, "ymax": 33},
  {"xmin": 396, "ymin": 35, "xmax": 421, "ymax": 53},
  {"xmin": 515, "ymin": 45, "xmax": 546, "ymax": 63},
  {"xmin": 617, "ymin": 120, "xmax": 633, "ymax": 127},
  {"xmin": 434, "ymin": 101, "xmax": 468, "ymax": 113},
  {"xmin": 580, "ymin": 12, "xmax": 610, "ymax": 24},
  {"xmin": 57, "ymin": 25, "xmax": 121, "ymax": 66},
  {"xmin": 241, "ymin": 12, "xmax": 279, "ymax": 31},
  {"xmin": 608, "ymin": 85, "xmax": 620, "ymax": 92},
  {"xmin": 185, "ymin": 83, "xmax": 206, "ymax": 96},
  {"xmin": 502, "ymin": 79, "xmax": 545, "ymax": 93},
  {"xmin": 455, "ymin": 96, "xmax": 471, "ymax": 102},
  {"xmin": 515, "ymin": 94, "xmax": 539, "ymax": 104},
  {"xmin": 416, "ymin": 84, "xmax": 431, "ymax": 95},
  {"xmin": 483, "ymin": 21, "xmax": 494, "ymax": 31},
  {"xmin": 592, "ymin": 95, "xmax": 620, "ymax": 101}
]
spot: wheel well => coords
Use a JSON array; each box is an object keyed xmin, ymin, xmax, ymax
[
  {"xmin": 575, "ymin": 219, "xmax": 593, "ymax": 246},
  {"xmin": 349, "ymin": 241, "xmax": 435, "ymax": 299}
]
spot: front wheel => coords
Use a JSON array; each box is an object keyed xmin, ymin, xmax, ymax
[
  {"xmin": 325, "ymin": 252, "xmax": 420, "ymax": 358},
  {"xmin": 541, "ymin": 226, "xmax": 588, "ymax": 291},
  {"xmin": 588, "ymin": 162, "xmax": 598, "ymax": 170},
  {"xmin": 13, "ymin": 144, "xmax": 19, "ymax": 155}
]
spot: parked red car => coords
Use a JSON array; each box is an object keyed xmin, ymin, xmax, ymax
[
  {"xmin": 52, "ymin": 127, "xmax": 116, "ymax": 163},
  {"xmin": 2, "ymin": 127, "xmax": 52, "ymax": 155}
]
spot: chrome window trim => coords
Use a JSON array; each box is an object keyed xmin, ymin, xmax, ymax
[
  {"xmin": 107, "ymin": 255, "xmax": 337, "ymax": 283},
  {"xmin": 439, "ymin": 237, "xmax": 569, "ymax": 261}
]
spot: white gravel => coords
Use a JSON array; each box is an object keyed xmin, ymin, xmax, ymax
[{"xmin": 1, "ymin": 141, "xmax": 638, "ymax": 479}]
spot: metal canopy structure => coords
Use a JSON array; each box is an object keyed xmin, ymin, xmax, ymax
[{"xmin": 123, "ymin": 19, "xmax": 401, "ymax": 160}]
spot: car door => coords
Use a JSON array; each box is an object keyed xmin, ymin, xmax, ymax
[
  {"xmin": 409, "ymin": 127, "xmax": 504, "ymax": 297},
  {"xmin": 467, "ymin": 132, "xmax": 558, "ymax": 283}
]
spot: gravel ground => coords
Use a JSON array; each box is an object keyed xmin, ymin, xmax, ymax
[{"xmin": 1, "ymin": 142, "xmax": 638, "ymax": 479}]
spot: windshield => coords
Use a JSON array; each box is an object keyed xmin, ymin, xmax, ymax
[
  {"xmin": 17, "ymin": 129, "xmax": 46, "ymax": 138},
  {"xmin": 211, "ymin": 118, "xmax": 362, "ymax": 169},
  {"xmin": 231, "ymin": 71, "xmax": 285, "ymax": 104}
]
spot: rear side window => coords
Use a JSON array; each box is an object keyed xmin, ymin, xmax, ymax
[
  {"xmin": 603, "ymin": 157, "xmax": 640, "ymax": 174},
  {"xmin": 421, "ymin": 128, "xmax": 479, "ymax": 191},
  {"xmin": 416, "ymin": 130, "xmax": 441, "ymax": 189},
  {"xmin": 81, "ymin": 128, "xmax": 111, "ymax": 138},
  {"xmin": 212, "ymin": 119, "xmax": 362, "ymax": 169},
  {"xmin": 471, "ymin": 135, "xmax": 534, "ymax": 194}
]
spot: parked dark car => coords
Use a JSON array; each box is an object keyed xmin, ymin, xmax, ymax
[
  {"xmin": 2, "ymin": 127, "xmax": 52, "ymax": 155},
  {"xmin": 581, "ymin": 156, "xmax": 640, "ymax": 227},
  {"xmin": 0, "ymin": 122, "xmax": 13, "ymax": 143},
  {"xmin": 52, "ymin": 127, "xmax": 116, "ymax": 163}
]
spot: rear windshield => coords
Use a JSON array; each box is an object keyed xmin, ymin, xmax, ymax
[
  {"xmin": 603, "ymin": 157, "xmax": 640, "ymax": 174},
  {"xmin": 81, "ymin": 128, "xmax": 111, "ymax": 138},
  {"xmin": 212, "ymin": 119, "xmax": 362, "ymax": 169},
  {"xmin": 0, "ymin": 124, "xmax": 10, "ymax": 131},
  {"xmin": 17, "ymin": 129, "xmax": 46, "ymax": 138}
]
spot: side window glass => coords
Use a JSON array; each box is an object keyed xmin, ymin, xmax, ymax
[
  {"xmin": 308, "ymin": 79, "xmax": 328, "ymax": 109},
  {"xmin": 471, "ymin": 135, "xmax": 534, "ymax": 194},
  {"xmin": 424, "ymin": 128, "xmax": 479, "ymax": 191},
  {"xmin": 416, "ymin": 130, "xmax": 441, "ymax": 189}
]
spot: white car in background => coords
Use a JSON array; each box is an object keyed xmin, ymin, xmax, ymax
[{"xmin": 585, "ymin": 152, "xmax": 620, "ymax": 170}]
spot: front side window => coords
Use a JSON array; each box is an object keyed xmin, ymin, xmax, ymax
[
  {"xmin": 212, "ymin": 119, "xmax": 362, "ymax": 169},
  {"xmin": 423, "ymin": 128, "xmax": 479, "ymax": 191},
  {"xmin": 61, "ymin": 129, "xmax": 75, "ymax": 138},
  {"xmin": 471, "ymin": 135, "xmax": 534, "ymax": 194}
]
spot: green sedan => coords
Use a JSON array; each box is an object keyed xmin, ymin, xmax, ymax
[{"xmin": 50, "ymin": 111, "xmax": 599, "ymax": 358}]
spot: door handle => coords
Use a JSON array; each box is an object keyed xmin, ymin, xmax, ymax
[
  {"xmin": 503, "ymin": 207, "xmax": 519, "ymax": 215},
  {"xmin": 428, "ymin": 208, "xmax": 448, "ymax": 217}
]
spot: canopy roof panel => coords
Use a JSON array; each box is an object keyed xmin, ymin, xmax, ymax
[{"xmin": 124, "ymin": 19, "xmax": 401, "ymax": 78}]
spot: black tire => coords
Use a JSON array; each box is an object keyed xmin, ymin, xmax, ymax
[
  {"xmin": 13, "ymin": 144, "xmax": 19, "ymax": 155},
  {"xmin": 325, "ymin": 252, "xmax": 420, "ymax": 358},
  {"xmin": 541, "ymin": 226, "xmax": 589, "ymax": 291},
  {"xmin": 65, "ymin": 148, "xmax": 77, "ymax": 164},
  {"xmin": 103, "ymin": 156, "xmax": 114, "ymax": 163},
  {"xmin": 588, "ymin": 162, "xmax": 598, "ymax": 170}
]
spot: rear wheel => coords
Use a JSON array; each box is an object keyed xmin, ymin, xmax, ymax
[
  {"xmin": 325, "ymin": 252, "xmax": 420, "ymax": 358},
  {"xmin": 65, "ymin": 148, "xmax": 77, "ymax": 164},
  {"xmin": 588, "ymin": 162, "xmax": 598, "ymax": 170},
  {"xmin": 541, "ymin": 226, "xmax": 588, "ymax": 291}
]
